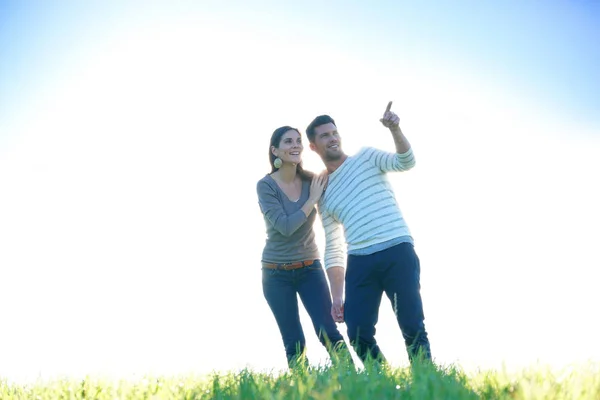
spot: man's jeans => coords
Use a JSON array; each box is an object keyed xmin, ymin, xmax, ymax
[
  {"xmin": 345, "ymin": 242, "xmax": 431, "ymax": 364},
  {"xmin": 262, "ymin": 260, "xmax": 348, "ymax": 367}
]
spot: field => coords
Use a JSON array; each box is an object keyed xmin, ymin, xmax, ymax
[{"xmin": 2, "ymin": 359, "xmax": 599, "ymax": 399}]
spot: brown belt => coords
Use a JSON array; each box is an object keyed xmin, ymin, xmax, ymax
[{"xmin": 262, "ymin": 259, "xmax": 315, "ymax": 270}]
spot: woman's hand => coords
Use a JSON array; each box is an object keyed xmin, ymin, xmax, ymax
[
  {"xmin": 308, "ymin": 172, "xmax": 328, "ymax": 204},
  {"xmin": 301, "ymin": 172, "xmax": 328, "ymax": 218}
]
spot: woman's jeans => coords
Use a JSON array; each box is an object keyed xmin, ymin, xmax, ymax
[{"xmin": 262, "ymin": 260, "xmax": 349, "ymax": 367}]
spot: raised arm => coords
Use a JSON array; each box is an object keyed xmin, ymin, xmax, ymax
[
  {"xmin": 362, "ymin": 101, "xmax": 416, "ymax": 172},
  {"xmin": 380, "ymin": 100, "xmax": 411, "ymax": 154}
]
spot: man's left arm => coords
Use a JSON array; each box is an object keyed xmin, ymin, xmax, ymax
[
  {"xmin": 380, "ymin": 100, "xmax": 411, "ymax": 154},
  {"xmin": 363, "ymin": 101, "xmax": 415, "ymax": 172}
]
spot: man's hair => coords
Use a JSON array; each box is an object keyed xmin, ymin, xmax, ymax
[{"xmin": 306, "ymin": 115, "xmax": 336, "ymax": 143}]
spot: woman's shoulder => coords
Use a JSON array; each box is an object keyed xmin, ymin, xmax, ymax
[
  {"xmin": 257, "ymin": 174, "xmax": 277, "ymax": 193},
  {"xmin": 257, "ymin": 174, "xmax": 272, "ymax": 184}
]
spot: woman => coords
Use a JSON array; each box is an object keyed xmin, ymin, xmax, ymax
[{"xmin": 256, "ymin": 126, "xmax": 351, "ymax": 368}]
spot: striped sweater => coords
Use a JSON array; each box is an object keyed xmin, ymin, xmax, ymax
[{"xmin": 318, "ymin": 147, "xmax": 416, "ymax": 270}]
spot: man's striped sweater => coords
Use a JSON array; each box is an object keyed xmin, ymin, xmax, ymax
[{"xmin": 318, "ymin": 147, "xmax": 416, "ymax": 270}]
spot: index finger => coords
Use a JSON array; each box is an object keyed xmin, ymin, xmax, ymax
[{"xmin": 385, "ymin": 101, "xmax": 393, "ymax": 113}]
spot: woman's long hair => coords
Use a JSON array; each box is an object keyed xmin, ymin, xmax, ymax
[{"xmin": 269, "ymin": 126, "xmax": 314, "ymax": 181}]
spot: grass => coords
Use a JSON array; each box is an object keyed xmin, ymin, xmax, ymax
[{"xmin": 1, "ymin": 360, "xmax": 599, "ymax": 399}]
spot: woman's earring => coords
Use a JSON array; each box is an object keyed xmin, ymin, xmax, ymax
[{"xmin": 273, "ymin": 157, "xmax": 282, "ymax": 168}]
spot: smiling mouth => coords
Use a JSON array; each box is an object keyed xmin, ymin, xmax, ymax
[
  {"xmin": 289, "ymin": 152, "xmax": 301, "ymax": 156},
  {"xmin": 328, "ymin": 144, "xmax": 339, "ymax": 149}
]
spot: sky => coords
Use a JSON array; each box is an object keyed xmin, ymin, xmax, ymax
[{"xmin": 1, "ymin": 0, "xmax": 599, "ymax": 383}]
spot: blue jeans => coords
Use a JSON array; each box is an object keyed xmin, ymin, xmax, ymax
[
  {"xmin": 262, "ymin": 260, "xmax": 348, "ymax": 367},
  {"xmin": 345, "ymin": 242, "xmax": 431, "ymax": 364}
]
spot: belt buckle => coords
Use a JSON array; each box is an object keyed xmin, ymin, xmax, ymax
[{"xmin": 279, "ymin": 262, "xmax": 293, "ymax": 270}]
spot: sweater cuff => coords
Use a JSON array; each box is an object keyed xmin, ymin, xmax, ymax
[{"xmin": 397, "ymin": 147, "xmax": 413, "ymax": 158}]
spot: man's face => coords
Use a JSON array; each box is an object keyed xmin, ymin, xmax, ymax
[{"xmin": 310, "ymin": 122, "xmax": 343, "ymax": 161}]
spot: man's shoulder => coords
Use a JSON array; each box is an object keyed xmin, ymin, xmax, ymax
[
  {"xmin": 339, "ymin": 147, "xmax": 371, "ymax": 164},
  {"xmin": 354, "ymin": 146, "xmax": 379, "ymax": 158},
  {"xmin": 344, "ymin": 147, "xmax": 386, "ymax": 166}
]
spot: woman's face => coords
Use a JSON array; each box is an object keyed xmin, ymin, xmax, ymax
[{"xmin": 273, "ymin": 129, "xmax": 303, "ymax": 165}]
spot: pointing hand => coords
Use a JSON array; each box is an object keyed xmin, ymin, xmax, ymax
[{"xmin": 379, "ymin": 101, "xmax": 400, "ymax": 129}]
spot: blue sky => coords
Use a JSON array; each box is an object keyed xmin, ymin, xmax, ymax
[{"xmin": 2, "ymin": 1, "xmax": 599, "ymax": 131}]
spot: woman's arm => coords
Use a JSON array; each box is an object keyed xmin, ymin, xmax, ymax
[{"xmin": 257, "ymin": 180, "xmax": 310, "ymax": 237}]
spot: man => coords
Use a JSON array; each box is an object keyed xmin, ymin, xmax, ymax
[{"xmin": 306, "ymin": 102, "xmax": 431, "ymax": 365}]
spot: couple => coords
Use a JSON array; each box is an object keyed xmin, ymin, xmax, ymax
[{"xmin": 257, "ymin": 102, "xmax": 432, "ymax": 369}]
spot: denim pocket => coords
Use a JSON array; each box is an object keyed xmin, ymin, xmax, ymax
[
  {"xmin": 262, "ymin": 267, "xmax": 279, "ymax": 277},
  {"xmin": 306, "ymin": 260, "xmax": 323, "ymax": 271}
]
